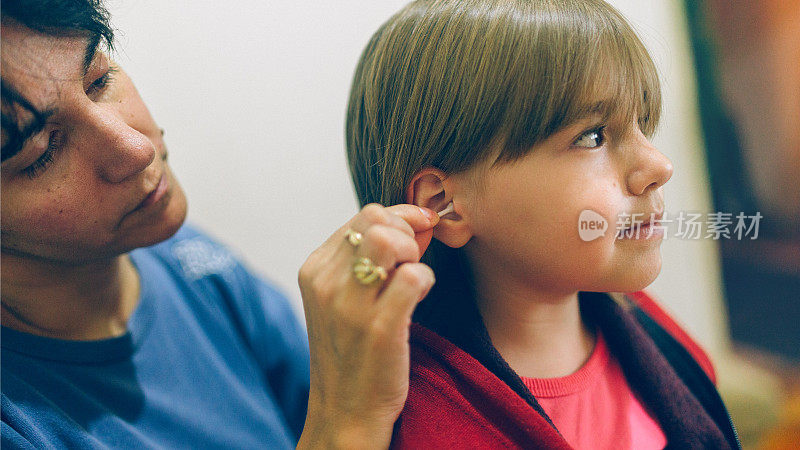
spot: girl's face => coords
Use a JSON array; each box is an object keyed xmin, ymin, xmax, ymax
[{"xmin": 456, "ymin": 116, "xmax": 673, "ymax": 294}]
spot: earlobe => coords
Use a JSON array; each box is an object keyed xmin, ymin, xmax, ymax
[
  {"xmin": 433, "ymin": 211, "xmax": 472, "ymax": 248},
  {"xmin": 406, "ymin": 168, "xmax": 473, "ymax": 248}
]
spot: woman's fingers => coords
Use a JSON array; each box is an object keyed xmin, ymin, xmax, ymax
[
  {"xmin": 357, "ymin": 225, "xmax": 420, "ymax": 271},
  {"xmin": 317, "ymin": 203, "xmax": 438, "ymax": 266},
  {"xmin": 384, "ymin": 204, "xmax": 439, "ymax": 234},
  {"xmin": 301, "ymin": 203, "xmax": 436, "ymax": 323},
  {"xmin": 324, "ymin": 225, "xmax": 420, "ymax": 301},
  {"xmin": 297, "ymin": 203, "xmax": 440, "ymax": 448},
  {"xmin": 375, "ymin": 262, "xmax": 435, "ymax": 329},
  {"xmin": 326, "ymin": 204, "xmax": 435, "ymax": 293},
  {"xmin": 384, "ymin": 204, "xmax": 439, "ymax": 254},
  {"xmin": 346, "ymin": 203, "xmax": 436, "ymax": 244}
]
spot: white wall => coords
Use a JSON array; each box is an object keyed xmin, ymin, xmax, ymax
[{"xmin": 109, "ymin": 0, "xmax": 730, "ymax": 357}]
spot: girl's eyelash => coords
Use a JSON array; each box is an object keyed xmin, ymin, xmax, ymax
[
  {"xmin": 86, "ymin": 65, "xmax": 118, "ymax": 95},
  {"xmin": 572, "ymin": 125, "xmax": 606, "ymax": 148},
  {"xmin": 22, "ymin": 130, "xmax": 65, "ymax": 179}
]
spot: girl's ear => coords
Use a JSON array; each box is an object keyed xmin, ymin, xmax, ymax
[{"xmin": 406, "ymin": 168, "xmax": 473, "ymax": 248}]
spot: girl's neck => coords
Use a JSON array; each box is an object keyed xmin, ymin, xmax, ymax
[
  {"xmin": 0, "ymin": 252, "xmax": 140, "ymax": 341},
  {"xmin": 470, "ymin": 253, "xmax": 596, "ymax": 379}
]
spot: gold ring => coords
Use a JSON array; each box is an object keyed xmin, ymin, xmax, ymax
[
  {"xmin": 345, "ymin": 229, "xmax": 363, "ymax": 247},
  {"xmin": 352, "ymin": 257, "xmax": 388, "ymax": 285}
]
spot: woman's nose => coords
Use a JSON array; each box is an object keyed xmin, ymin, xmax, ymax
[
  {"xmin": 84, "ymin": 107, "xmax": 156, "ymax": 183},
  {"xmin": 625, "ymin": 135, "xmax": 674, "ymax": 196}
]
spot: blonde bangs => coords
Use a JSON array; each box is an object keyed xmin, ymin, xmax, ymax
[
  {"xmin": 498, "ymin": 0, "xmax": 662, "ymax": 161},
  {"xmin": 346, "ymin": 0, "xmax": 663, "ymax": 206}
]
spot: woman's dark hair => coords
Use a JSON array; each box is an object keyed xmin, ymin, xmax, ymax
[{"xmin": 1, "ymin": 0, "xmax": 115, "ymax": 162}]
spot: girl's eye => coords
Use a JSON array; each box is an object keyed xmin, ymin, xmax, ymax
[
  {"xmin": 22, "ymin": 130, "xmax": 65, "ymax": 179},
  {"xmin": 86, "ymin": 65, "xmax": 117, "ymax": 96},
  {"xmin": 572, "ymin": 126, "xmax": 606, "ymax": 148}
]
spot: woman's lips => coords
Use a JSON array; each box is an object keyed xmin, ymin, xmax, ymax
[{"xmin": 139, "ymin": 174, "xmax": 168, "ymax": 209}]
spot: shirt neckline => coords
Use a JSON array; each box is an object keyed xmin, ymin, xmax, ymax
[
  {"xmin": 520, "ymin": 330, "xmax": 610, "ymax": 398},
  {"xmin": 0, "ymin": 250, "xmax": 156, "ymax": 364}
]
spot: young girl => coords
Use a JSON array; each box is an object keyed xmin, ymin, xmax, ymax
[{"xmin": 345, "ymin": 0, "xmax": 740, "ymax": 448}]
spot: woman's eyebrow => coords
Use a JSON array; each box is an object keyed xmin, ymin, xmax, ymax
[
  {"xmin": 81, "ymin": 34, "xmax": 102, "ymax": 78},
  {"xmin": 0, "ymin": 84, "xmax": 57, "ymax": 164},
  {"xmin": 1, "ymin": 35, "xmax": 98, "ymax": 164},
  {"xmin": 0, "ymin": 109, "xmax": 55, "ymax": 163}
]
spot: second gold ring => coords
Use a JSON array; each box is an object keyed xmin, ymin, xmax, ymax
[{"xmin": 352, "ymin": 257, "xmax": 388, "ymax": 285}]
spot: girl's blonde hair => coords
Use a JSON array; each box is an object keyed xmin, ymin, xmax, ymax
[
  {"xmin": 346, "ymin": 0, "xmax": 661, "ymax": 207},
  {"xmin": 345, "ymin": 0, "xmax": 662, "ymax": 311}
]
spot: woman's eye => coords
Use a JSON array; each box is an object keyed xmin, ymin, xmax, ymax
[
  {"xmin": 573, "ymin": 126, "xmax": 606, "ymax": 148},
  {"xmin": 86, "ymin": 66, "xmax": 117, "ymax": 96},
  {"xmin": 22, "ymin": 130, "xmax": 65, "ymax": 179}
]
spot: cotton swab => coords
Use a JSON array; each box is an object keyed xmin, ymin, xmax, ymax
[{"xmin": 437, "ymin": 202, "xmax": 455, "ymax": 218}]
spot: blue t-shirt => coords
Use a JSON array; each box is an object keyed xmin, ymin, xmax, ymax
[{"xmin": 1, "ymin": 225, "xmax": 310, "ymax": 449}]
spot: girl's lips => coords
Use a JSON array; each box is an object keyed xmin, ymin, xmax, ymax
[
  {"xmin": 139, "ymin": 175, "xmax": 168, "ymax": 209},
  {"xmin": 617, "ymin": 221, "xmax": 665, "ymax": 240},
  {"xmin": 615, "ymin": 210, "xmax": 665, "ymax": 240}
]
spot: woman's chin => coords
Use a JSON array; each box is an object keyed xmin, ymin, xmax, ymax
[{"xmin": 117, "ymin": 184, "xmax": 188, "ymax": 254}]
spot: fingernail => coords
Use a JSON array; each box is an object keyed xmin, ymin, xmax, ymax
[{"xmin": 419, "ymin": 207, "xmax": 438, "ymax": 223}]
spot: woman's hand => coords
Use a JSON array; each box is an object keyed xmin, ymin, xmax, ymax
[{"xmin": 296, "ymin": 204, "xmax": 439, "ymax": 449}]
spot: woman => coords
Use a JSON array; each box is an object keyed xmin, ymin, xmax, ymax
[{"xmin": 1, "ymin": 1, "xmax": 431, "ymax": 448}]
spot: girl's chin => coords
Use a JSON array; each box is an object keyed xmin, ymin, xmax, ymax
[
  {"xmin": 616, "ymin": 264, "xmax": 662, "ymax": 292},
  {"xmin": 589, "ymin": 258, "xmax": 662, "ymax": 293}
]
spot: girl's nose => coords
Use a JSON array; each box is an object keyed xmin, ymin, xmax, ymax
[{"xmin": 625, "ymin": 135, "xmax": 674, "ymax": 196}]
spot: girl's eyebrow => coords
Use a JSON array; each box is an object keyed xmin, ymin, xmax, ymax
[
  {"xmin": 574, "ymin": 99, "xmax": 627, "ymax": 128},
  {"xmin": 586, "ymin": 100, "xmax": 612, "ymax": 116}
]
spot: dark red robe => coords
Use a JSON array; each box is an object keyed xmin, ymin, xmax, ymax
[{"xmin": 391, "ymin": 290, "xmax": 739, "ymax": 449}]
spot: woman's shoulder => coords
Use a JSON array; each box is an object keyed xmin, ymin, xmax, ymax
[{"xmin": 621, "ymin": 290, "xmax": 717, "ymax": 385}]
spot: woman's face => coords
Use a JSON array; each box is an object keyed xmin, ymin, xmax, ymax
[
  {"xmin": 1, "ymin": 24, "xmax": 187, "ymax": 264},
  {"xmin": 457, "ymin": 116, "xmax": 673, "ymax": 294}
]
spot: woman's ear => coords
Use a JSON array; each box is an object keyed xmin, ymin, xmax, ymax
[{"xmin": 406, "ymin": 168, "xmax": 473, "ymax": 248}]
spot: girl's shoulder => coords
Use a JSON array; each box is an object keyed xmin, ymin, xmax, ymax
[
  {"xmin": 620, "ymin": 290, "xmax": 717, "ymax": 385},
  {"xmin": 392, "ymin": 324, "xmax": 572, "ymax": 449}
]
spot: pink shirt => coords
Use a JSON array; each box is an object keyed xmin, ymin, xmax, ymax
[{"xmin": 520, "ymin": 331, "xmax": 667, "ymax": 450}]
